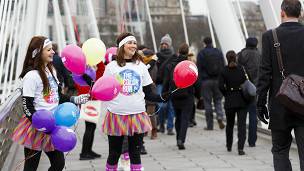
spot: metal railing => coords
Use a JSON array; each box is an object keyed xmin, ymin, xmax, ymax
[{"xmin": 0, "ymin": 88, "xmax": 23, "ymax": 170}]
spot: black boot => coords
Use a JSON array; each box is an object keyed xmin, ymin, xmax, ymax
[
  {"xmin": 177, "ymin": 140, "xmax": 185, "ymax": 150},
  {"xmin": 140, "ymin": 145, "xmax": 147, "ymax": 155},
  {"xmin": 89, "ymin": 151, "xmax": 101, "ymax": 158}
]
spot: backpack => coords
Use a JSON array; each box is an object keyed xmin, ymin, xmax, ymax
[{"xmin": 202, "ymin": 50, "xmax": 223, "ymax": 77}]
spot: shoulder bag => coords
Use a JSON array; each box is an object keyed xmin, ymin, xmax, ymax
[{"xmin": 272, "ymin": 29, "xmax": 304, "ymax": 115}]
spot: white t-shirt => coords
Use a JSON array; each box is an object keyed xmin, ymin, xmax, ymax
[
  {"xmin": 22, "ymin": 70, "xmax": 59, "ymax": 112},
  {"xmin": 104, "ymin": 61, "xmax": 153, "ymax": 115}
]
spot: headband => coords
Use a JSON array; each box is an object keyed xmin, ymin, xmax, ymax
[
  {"xmin": 32, "ymin": 39, "xmax": 52, "ymax": 58},
  {"xmin": 118, "ymin": 36, "xmax": 136, "ymax": 48}
]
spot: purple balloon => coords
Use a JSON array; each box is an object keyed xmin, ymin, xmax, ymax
[
  {"xmin": 72, "ymin": 66, "xmax": 96, "ymax": 86},
  {"xmin": 51, "ymin": 126, "xmax": 77, "ymax": 152},
  {"xmin": 32, "ymin": 110, "xmax": 56, "ymax": 133}
]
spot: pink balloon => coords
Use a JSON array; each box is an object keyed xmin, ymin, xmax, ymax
[
  {"xmin": 91, "ymin": 75, "xmax": 121, "ymax": 101},
  {"xmin": 105, "ymin": 47, "xmax": 117, "ymax": 64},
  {"xmin": 61, "ymin": 45, "xmax": 86, "ymax": 75}
]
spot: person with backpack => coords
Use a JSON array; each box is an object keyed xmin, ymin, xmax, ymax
[
  {"xmin": 197, "ymin": 37, "xmax": 225, "ymax": 130},
  {"xmin": 237, "ymin": 37, "xmax": 260, "ymax": 147},
  {"xmin": 162, "ymin": 43, "xmax": 196, "ymax": 150}
]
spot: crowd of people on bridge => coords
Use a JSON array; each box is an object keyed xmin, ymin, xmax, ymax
[{"xmin": 10, "ymin": 0, "xmax": 304, "ymax": 171}]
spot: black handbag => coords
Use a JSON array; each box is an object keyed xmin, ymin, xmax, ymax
[
  {"xmin": 272, "ymin": 29, "xmax": 304, "ymax": 115},
  {"xmin": 240, "ymin": 67, "xmax": 256, "ymax": 102}
]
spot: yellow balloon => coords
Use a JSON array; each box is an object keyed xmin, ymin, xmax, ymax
[{"xmin": 82, "ymin": 38, "xmax": 106, "ymax": 66}]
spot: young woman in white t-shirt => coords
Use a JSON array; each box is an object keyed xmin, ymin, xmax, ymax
[
  {"xmin": 102, "ymin": 33, "xmax": 169, "ymax": 171},
  {"xmin": 11, "ymin": 36, "xmax": 89, "ymax": 171}
]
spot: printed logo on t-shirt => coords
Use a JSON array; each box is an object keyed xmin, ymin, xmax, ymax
[
  {"xmin": 118, "ymin": 69, "xmax": 141, "ymax": 96},
  {"xmin": 43, "ymin": 75, "xmax": 59, "ymax": 103}
]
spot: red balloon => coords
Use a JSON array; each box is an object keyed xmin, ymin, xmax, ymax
[{"xmin": 173, "ymin": 61, "xmax": 198, "ymax": 88}]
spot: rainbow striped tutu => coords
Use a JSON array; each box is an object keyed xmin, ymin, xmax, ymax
[
  {"xmin": 102, "ymin": 111, "xmax": 152, "ymax": 136},
  {"xmin": 11, "ymin": 115, "xmax": 54, "ymax": 152}
]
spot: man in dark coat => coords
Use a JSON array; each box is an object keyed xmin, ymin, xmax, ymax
[
  {"xmin": 237, "ymin": 37, "xmax": 260, "ymax": 147},
  {"xmin": 257, "ymin": 0, "xmax": 304, "ymax": 170},
  {"xmin": 162, "ymin": 43, "xmax": 196, "ymax": 150},
  {"xmin": 197, "ymin": 37, "xmax": 225, "ymax": 130},
  {"xmin": 156, "ymin": 34, "xmax": 176, "ymax": 135}
]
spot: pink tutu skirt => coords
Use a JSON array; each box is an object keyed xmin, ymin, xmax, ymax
[{"xmin": 11, "ymin": 115, "xmax": 54, "ymax": 152}]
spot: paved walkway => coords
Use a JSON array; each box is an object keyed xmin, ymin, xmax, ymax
[{"xmin": 5, "ymin": 112, "xmax": 301, "ymax": 171}]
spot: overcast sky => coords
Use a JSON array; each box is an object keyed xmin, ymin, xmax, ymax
[{"xmin": 188, "ymin": 0, "xmax": 259, "ymax": 15}]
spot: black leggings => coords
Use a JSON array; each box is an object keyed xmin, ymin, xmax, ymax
[
  {"xmin": 81, "ymin": 121, "xmax": 97, "ymax": 154},
  {"xmin": 23, "ymin": 147, "xmax": 65, "ymax": 171},
  {"xmin": 107, "ymin": 133, "xmax": 143, "ymax": 165}
]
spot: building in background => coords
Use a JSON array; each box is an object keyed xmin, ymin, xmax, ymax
[{"xmin": 46, "ymin": 0, "xmax": 266, "ymax": 54}]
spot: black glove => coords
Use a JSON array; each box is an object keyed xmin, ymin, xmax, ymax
[
  {"xmin": 257, "ymin": 105, "xmax": 269, "ymax": 124},
  {"xmin": 160, "ymin": 91, "xmax": 171, "ymax": 102},
  {"xmin": 82, "ymin": 73, "xmax": 93, "ymax": 86}
]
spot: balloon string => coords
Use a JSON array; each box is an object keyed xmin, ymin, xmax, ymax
[
  {"xmin": 171, "ymin": 88, "xmax": 179, "ymax": 94},
  {"xmin": 148, "ymin": 103, "xmax": 163, "ymax": 117},
  {"xmin": 148, "ymin": 88, "xmax": 179, "ymax": 117},
  {"xmin": 64, "ymin": 119, "xmax": 80, "ymax": 159},
  {"xmin": 14, "ymin": 122, "xmax": 80, "ymax": 171},
  {"xmin": 13, "ymin": 140, "xmax": 45, "ymax": 171}
]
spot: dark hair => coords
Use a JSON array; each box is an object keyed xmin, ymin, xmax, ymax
[
  {"xmin": 281, "ymin": 0, "xmax": 302, "ymax": 18},
  {"xmin": 203, "ymin": 37, "xmax": 212, "ymax": 45},
  {"xmin": 246, "ymin": 37, "xmax": 258, "ymax": 48},
  {"xmin": 116, "ymin": 32, "xmax": 142, "ymax": 67},
  {"xmin": 226, "ymin": 50, "xmax": 237, "ymax": 68},
  {"xmin": 52, "ymin": 43, "xmax": 58, "ymax": 54},
  {"xmin": 178, "ymin": 43, "xmax": 189, "ymax": 55},
  {"xmin": 138, "ymin": 45, "xmax": 148, "ymax": 51},
  {"xmin": 20, "ymin": 36, "xmax": 55, "ymax": 94}
]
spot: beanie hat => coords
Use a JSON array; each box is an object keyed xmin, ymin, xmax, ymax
[
  {"xmin": 246, "ymin": 37, "xmax": 258, "ymax": 48},
  {"xmin": 160, "ymin": 34, "xmax": 172, "ymax": 47}
]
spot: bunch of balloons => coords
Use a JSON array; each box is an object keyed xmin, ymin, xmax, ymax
[
  {"xmin": 60, "ymin": 38, "xmax": 123, "ymax": 101},
  {"xmin": 31, "ymin": 102, "xmax": 80, "ymax": 152},
  {"xmin": 61, "ymin": 38, "xmax": 106, "ymax": 86}
]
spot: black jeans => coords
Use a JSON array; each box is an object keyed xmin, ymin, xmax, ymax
[
  {"xmin": 107, "ymin": 133, "xmax": 143, "ymax": 165},
  {"xmin": 81, "ymin": 121, "xmax": 97, "ymax": 154},
  {"xmin": 271, "ymin": 127, "xmax": 304, "ymax": 171},
  {"xmin": 174, "ymin": 102, "xmax": 192, "ymax": 143},
  {"xmin": 23, "ymin": 147, "xmax": 65, "ymax": 171},
  {"xmin": 225, "ymin": 107, "xmax": 247, "ymax": 151},
  {"xmin": 190, "ymin": 102, "xmax": 196, "ymax": 122},
  {"xmin": 201, "ymin": 80, "xmax": 224, "ymax": 129},
  {"xmin": 247, "ymin": 101, "xmax": 257, "ymax": 146}
]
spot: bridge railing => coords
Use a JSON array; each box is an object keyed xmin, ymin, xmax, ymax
[{"xmin": 0, "ymin": 88, "xmax": 23, "ymax": 170}]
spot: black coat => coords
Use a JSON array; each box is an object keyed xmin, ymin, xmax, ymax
[
  {"xmin": 219, "ymin": 65, "xmax": 247, "ymax": 109},
  {"xmin": 156, "ymin": 48, "xmax": 175, "ymax": 84},
  {"xmin": 237, "ymin": 47, "xmax": 260, "ymax": 85},
  {"xmin": 162, "ymin": 55, "xmax": 195, "ymax": 107},
  {"xmin": 257, "ymin": 22, "xmax": 304, "ymax": 130}
]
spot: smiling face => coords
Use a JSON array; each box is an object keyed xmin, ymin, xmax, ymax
[
  {"xmin": 41, "ymin": 44, "xmax": 55, "ymax": 65},
  {"xmin": 123, "ymin": 40, "xmax": 137, "ymax": 59}
]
